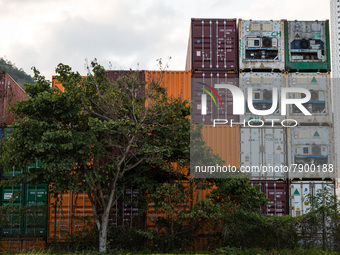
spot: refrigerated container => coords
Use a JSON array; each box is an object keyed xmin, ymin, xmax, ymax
[
  {"xmin": 191, "ymin": 70, "xmax": 239, "ymax": 125},
  {"xmin": 250, "ymin": 180, "xmax": 288, "ymax": 216},
  {"xmin": 289, "ymin": 180, "xmax": 335, "ymax": 216},
  {"xmin": 145, "ymin": 71, "xmax": 191, "ymax": 101},
  {"xmin": 287, "ymin": 72, "xmax": 332, "ymax": 124},
  {"xmin": 186, "ymin": 18, "xmax": 238, "ymax": 71},
  {"xmin": 287, "ymin": 126, "xmax": 335, "ymax": 180},
  {"xmin": 240, "ymin": 127, "xmax": 287, "ymax": 179},
  {"xmin": 238, "ymin": 20, "xmax": 285, "ymax": 71},
  {"xmin": 285, "ymin": 20, "xmax": 331, "ymax": 72},
  {"xmin": 239, "ymin": 72, "xmax": 286, "ymax": 123}
]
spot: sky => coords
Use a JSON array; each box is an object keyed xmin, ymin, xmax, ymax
[{"xmin": 0, "ymin": 0, "xmax": 331, "ymax": 81}]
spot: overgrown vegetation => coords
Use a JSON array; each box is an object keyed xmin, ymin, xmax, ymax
[{"xmin": 0, "ymin": 57, "xmax": 34, "ymax": 87}]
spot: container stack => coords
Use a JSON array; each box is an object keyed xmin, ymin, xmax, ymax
[
  {"xmin": 284, "ymin": 20, "xmax": 335, "ymax": 217},
  {"xmin": 238, "ymin": 20, "xmax": 288, "ymax": 216}
]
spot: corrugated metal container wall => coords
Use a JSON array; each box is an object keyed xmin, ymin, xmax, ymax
[
  {"xmin": 250, "ymin": 180, "xmax": 288, "ymax": 216},
  {"xmin": 290, "ymin": 180, "xmax": 335, "ymax": 216},
  {"xmin": 240, "ymin": 127, "xmax": 287, "ymax": 180},
  {"xmin": 0, "ymin": 72, "xmax": 29, "ymax": 125},
  {"xmin": 201, "ymin": 125, "xmax": 240, "ymax": 168},
  {"xmin": 0, "ymin": 238, "xmax": 46, "ymax": 253},
  {"xmin": 191, "ymin": 71, "xmax": 239, "ymax": 125},
  {"xmin": 186, "ymin": 18, "xmax": 238, "ymax": 71},
  {"xmin": 239, "ymin": 72, "xmax": 286, "ymax": 123},
  {"xmin": 1, "ymin": 158, "xmax": 48, "ymax": 237},
  {"xmin": 239, "ymin": 20, "xmax": 285, "ymax": 71},
  {"xmin": 145, "ymin": 71, "xmax": 191, "ymax": 101},
  {"xmin": 47, "ymin": 190, "xmax": 94, "ymax": 242},
  {"xmin": 287, "ymin": 72, "xmax": 332, "ymax": 124},
  {"xmin": 51, "ymin": 76, "xmax": 64, "ymax": 92},
  {"xmin": 285, "ymin": 20, "xmax": 331, "ymax": 71},
  {"xmin": 287, "ymin": 126, "xmax": 335, "ymax": 180}
]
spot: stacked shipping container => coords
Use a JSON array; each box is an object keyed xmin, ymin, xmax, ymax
[
  {"xmin": 285, "ymin": 20, "xmax": 334, "ymax": 218},
  {"xmin": 238, "ymin": 20, "xmax": 289, "ymax": 215}
]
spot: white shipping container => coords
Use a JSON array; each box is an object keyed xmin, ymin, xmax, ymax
[
  {"xmin": 239, "ymin": 19, "xmax": 285, "ymax": 71},
  {"xmin": 239, "ymin": 72, "xmax": 286, "ymax": 123},
  {"xmin": 290, "ymin": 180, "xmax": 335, "ymax": 217},
  {"xmin": 287, "ymin": 126, "xmax": 335, "ymax": 180},
  {"xmin": 287, "ymin": 72, "xmax": 332, "ymax": 124},
  {"xmin": 240, "ymin": 127, "xmax": 287, "ymax": 179}
]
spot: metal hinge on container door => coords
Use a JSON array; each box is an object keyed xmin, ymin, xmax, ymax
[{"xmin": 260, "ymin": 145, "xmax": 264, "ymax": 152}]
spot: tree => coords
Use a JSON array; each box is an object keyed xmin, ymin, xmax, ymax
[{"xmin": 0, "ymin": 62, "xmax": 191, "ymax": 252}]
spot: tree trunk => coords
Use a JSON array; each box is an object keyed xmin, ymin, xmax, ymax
[{"xmin": 99, "ymin": 214, "xmax": 109, "ymax": 253}]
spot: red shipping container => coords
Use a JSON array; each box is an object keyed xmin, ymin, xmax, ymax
[
  {"xmin": 0, "ymin": 71, "xmax": 29, "ymax": 125},
  {"xmin": 249, "ymin": 180, "xmax": 288, "ymax": 216},
  {"xmin": 186, "ymin": 18, "xmax": 238, "ymax": 71},
  {"xmin": 191, "ymin": 70, "xmax": 239, "ymax": 125}
]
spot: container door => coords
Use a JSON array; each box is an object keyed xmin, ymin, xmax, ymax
[
  {"xmin": 1, "ymin": 184, "xmax": 25, "ymax": 236},
  {"xmin": 25, "ymin": 184, "xmax": 48, "ymax": 237}
]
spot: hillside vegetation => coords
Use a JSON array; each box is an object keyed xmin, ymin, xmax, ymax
[{"xmin": 0, "ymin": 57, "xmax": 34, "ymax": 88}]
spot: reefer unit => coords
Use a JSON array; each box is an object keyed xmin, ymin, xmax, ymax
[
  {"xmin": 238, "ymin": 20, "xmax": 285, "ymax": 71},
  {"xmin": 239, "ymin": 72, "xmax": 286, "ymax": 123},
  {"xmin": 289, "ymin": 180, "xmax": 334, "ymax": 216},
  {"xmin": 186, "ymin": 18, "xmax": 238, "ymax": 71},
  {"xmin": 250, "ymin": 180, "xmax": 288, "ymax": 216},
  {"xmin": 240, "ymin": 127, "xmax": 287, "ymax": 180},
  {"xmin": 285, "ymin": 20, "xmax": 331, "ymax": 71},
  {"xmin": 287, "ymin": 73, "xmax": 332, "ymax": 124},
  {"xmin": 287, "ymin": 126, "xmax": 334, "ymax": 180},
  {"xmin": 191, "ymin": 70, "xmax": 239, "ymax": 125}
]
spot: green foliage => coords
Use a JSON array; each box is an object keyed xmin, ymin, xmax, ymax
[
  {"xmin": 0, "ymin": 57, "xmax": 34, "ymax": 88},
  {"xmin": 0, "ymin": 61, "xmax": 191, "ymax": 252}
]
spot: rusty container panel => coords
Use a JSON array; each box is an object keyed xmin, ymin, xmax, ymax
[
  {"xmin": 145, "ymin": 71, "xmax": 191, "ymax": 101},
  {"xmin": 191, "ymin": 70, "xmax": 239, "ymax": 125},
  {"xmin": 186, "ymin": 18, "xmax": 238, "ymax": 71},
  {"xmin": 47, "ymin": 190, "xmax": 94, "ymax": 243},
  {"xmin": 1, "ymin": 72, "xmax": 29, "ymax": 125},
  {"xmin": 250, "ymin": 180, "xmax": 288, "ymax": 216},
  {"xmin": 0, "ymin": 238, "xmax": 46, "ymax": 253},
  {"xmin": 201, "ymin": 125, "xmax": 240, "ymax": 168}
]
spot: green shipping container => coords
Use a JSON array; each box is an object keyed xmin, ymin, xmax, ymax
[
  {"xmin": 1, "ymin": 185, "xmax": 25, "ymax": 236},
  {"xmin": 24, "ymin": 184, "xmax": 48, "ymax": 237},
  {"xmin": 284, "ymin": 20, "xmax": 331, "ymax": 72},
  {"xmin": 0, "ymin": 158, "xmax": 48, "ymax": 237}
]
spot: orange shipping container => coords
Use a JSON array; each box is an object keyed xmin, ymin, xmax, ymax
[
  {"xmin": 0, "ymin": 238, "xmax": 46, "ymax": 253},
  {"xmin": 201, "ymin": 125, "xmax": 240, "ymax": 168},
  {"xmin": 47, "ymin": 190, "xmax": 94, "ymax": 243},
  {"xmin": 145, "ymin": 71, "xmax": 191, "ymax": 101}
]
